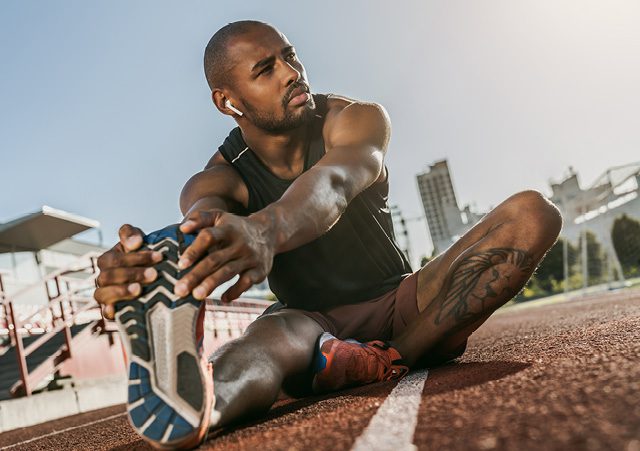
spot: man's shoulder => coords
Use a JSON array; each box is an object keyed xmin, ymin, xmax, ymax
[
  {"xmin": 322, "ymin": 94, "xmax": 388, "ymax": 130},
  {"xmin": 325, "ymin": 93, "xmax": 355, "ymax": 109},
  {"xmin": 324, "ymin": 93, "xmax": 385, "ymax": 114},
  {"xmin": 323, "ymin": 93, "xmax": 356, "ymax": 120},
  {"xmin": 181, "ymin": 153, "xmax": 249, "ymax": 214},
  {"xmin": 196, "ymin": 149, "xmax": 248, "ymax": 200},
  {"xmin": 204, "ymin": 149, "xmax": 232, "ymax": 170}
]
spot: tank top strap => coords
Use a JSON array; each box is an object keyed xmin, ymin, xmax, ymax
[
  {"xmin": 217, "ymin": 127, "xmax": 246, "ymax": 166},
  {"xmin": 305, "ymin": 94, "xmax": 328, "ymax": 168}
]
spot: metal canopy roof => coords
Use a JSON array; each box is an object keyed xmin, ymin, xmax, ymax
[{"xmin": 0, "ymin": 206, "xmax": 100, "ymax": 253}]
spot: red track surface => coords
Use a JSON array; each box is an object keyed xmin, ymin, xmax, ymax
[{"xmin": 1, "ymin": 290, "xmax": 639, "ymax": 451}]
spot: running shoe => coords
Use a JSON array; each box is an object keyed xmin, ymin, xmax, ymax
[
  {"xmin": 312, "ymin": 332, "xmax": 409, "ymax": 393},
  {"xmin": 114, "ymin": 224, "xmax": 220, "ymax": 449}
]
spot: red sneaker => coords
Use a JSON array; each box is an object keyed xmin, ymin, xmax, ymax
[{"xmin": 312, "ymin": 333, "xmax": 409, "ymax": 393}]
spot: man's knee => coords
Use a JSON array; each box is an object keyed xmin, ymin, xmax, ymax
[
  {"xmin": 502, "ymin": 190, "xmax": 563, "ymax": 246},
  {"xmin": 246, "ymin": 313, "xmax": 294, "ymax": 340},
  {"xmin": 210, "ymin": 315, "xmax": 292, "ymax": 369},
  {"xmin": 209, "ymin": 318, "xmax": 291, "ymax": 401},
  {"xmin": 243, "ymin": 312, "xmax": 321, "ymax": 368}
]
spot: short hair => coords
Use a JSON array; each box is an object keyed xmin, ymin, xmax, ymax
[{"xmin": 204, "ymin": 20, "xmax": 271, "ymax": 90}]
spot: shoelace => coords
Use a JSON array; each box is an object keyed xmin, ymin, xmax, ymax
[
  {"xmin": 372, "ymin": 343, "xmax": 409, "ymax": 381},
  {"xmin": 381, "ymin": 363, "xmax": 409, "ymax": 381},
  {"xmin": 348, "ymin": 341, "xmax": 409, "ymax": 382}
]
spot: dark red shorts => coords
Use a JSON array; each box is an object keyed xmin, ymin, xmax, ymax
[{"xmin": 261, "ymin": 272, "xmax": 420, "ymax": 342}]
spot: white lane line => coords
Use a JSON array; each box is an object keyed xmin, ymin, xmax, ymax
[
  {"xmin": 1, "ymin": 412, "xmax": 127, "ymax": 450},
  {"xmin": 351, "ymin": 369, "xmax": 429, "ymax": 451}
]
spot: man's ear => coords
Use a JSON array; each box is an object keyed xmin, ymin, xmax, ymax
[
  {"xmin": 212, "ymin": 90, "xmax": 227, "ymax": 114},
  {"xmin": 212, "ymin": 90, "xmax": 242, "ymax": 117}
]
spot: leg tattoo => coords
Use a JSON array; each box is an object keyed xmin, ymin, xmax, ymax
[{"xmin": 434, "ymin": 248, "xmax": 535, "ymax": 327}]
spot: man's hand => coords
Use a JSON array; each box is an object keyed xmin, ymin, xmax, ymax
[
  {"xmin": 94, "ymin": 224, "xmax": 162, "ymax": 319},
  {"xmin": 175, "ymin": 209, "xmax": 275, "ymax": 303}
]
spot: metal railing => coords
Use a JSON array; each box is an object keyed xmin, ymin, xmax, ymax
[
  {"xmin": 0, "ymin": 252, "xmax": 103, "ymax": 396},
  {"xmin": 205, "ymin": 298, "xmax": 271, "ymax": 341},
  {"xmin": 0, "ymin": 251, "xmax": 272, "ymax": 398}
]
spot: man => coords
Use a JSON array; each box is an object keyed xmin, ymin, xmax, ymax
[{"xmin": 94, "ymin": 20, "xmax": 562, "ymax": 449}]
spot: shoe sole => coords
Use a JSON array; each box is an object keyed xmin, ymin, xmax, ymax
[{"xmin": 115, "ymin": 225, "xmax": 211, "ymax": 449}]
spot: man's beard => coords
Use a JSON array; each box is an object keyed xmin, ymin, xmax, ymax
[{"xmin": 241, "ymin": 90, "xmax": 316, "ymax": 133}]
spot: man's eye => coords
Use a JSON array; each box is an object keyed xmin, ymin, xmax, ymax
[{"xmin": 259, "ymin": 66, "xmax": 273, "ymax": 76}]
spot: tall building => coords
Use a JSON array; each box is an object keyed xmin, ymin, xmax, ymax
[
  {"xmin": 416, "ymin": 160, "xmax": 468, "ymax": 254},
  {"xmin": 416, "ymin": 159, "xmax": 486, "ymax": 255}
]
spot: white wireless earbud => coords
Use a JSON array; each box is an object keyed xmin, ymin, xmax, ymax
[{"xmin": 225, "ymin": 99, "xmax": 243, "ymax": 117}]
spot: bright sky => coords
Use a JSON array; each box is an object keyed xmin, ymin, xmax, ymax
[{"xmin": 2, "ymin": 1, "xmax": 640, "ymax": 269}]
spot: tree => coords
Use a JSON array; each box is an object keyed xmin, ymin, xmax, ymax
[
  {"xmin": 578, "ymin": 231, "xmax": 605, "ymax": 284},
  {"xmin": 534, "ymin": 237, "xmax": 578, "ymax": 292},
  {"xmin": 611, "ymin": 214, "xmax": 640, "ymax": 277}
]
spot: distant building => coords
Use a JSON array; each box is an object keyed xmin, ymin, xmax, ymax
[
  {"xmin": 550, "ymin": 167, "xmax": 617, "ymax": 224},
  {"xmin": 416, "ymin": 159, "xmax": 485, "ymax": 254},
  {"xmin": 549, "ymin": 163, "xmax": 640, "ymax": 278}
]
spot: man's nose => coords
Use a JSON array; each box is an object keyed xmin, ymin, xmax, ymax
[{"xmin": 283, "ymin": 61, "xmax": 301, "ymax": 86}]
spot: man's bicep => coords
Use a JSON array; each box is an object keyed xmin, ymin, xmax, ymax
[
  {"xmin": 179, "ymin": 165, "xmax": 248, "ymax": 216},
  {"xmin": 314, "ymin": 102, "xmax": 390, "ymax": 194}
]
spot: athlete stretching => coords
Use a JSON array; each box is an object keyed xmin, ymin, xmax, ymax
[{"xmin": 94, "ymin": 21, "xmax": 562, "ymax": 449}]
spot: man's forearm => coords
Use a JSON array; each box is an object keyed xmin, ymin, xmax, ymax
[{"xmin": 250, "ymin": 165, "xmax": 356, "ymax": 254}]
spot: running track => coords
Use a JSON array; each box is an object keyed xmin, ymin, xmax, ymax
[{"xmin": 1, "ymin": 290, "xmax": 639, "ymax": 450}]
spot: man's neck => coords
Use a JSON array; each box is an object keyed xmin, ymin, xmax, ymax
[{"xmin": 239, "ymin": 123, "xmax": 309, "ymax": 173}]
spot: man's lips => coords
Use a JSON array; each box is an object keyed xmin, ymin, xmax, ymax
[
  {"xmin": 288, "ymin": 91, "xmax": 310, "ymax": 106},
  {"xmin": 287, "ymin": 85, "xmax": 310, "ymax": 106}
]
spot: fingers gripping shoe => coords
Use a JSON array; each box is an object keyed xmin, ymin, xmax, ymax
[
  {"xmin": 115, "ymin": 225, "xmax": 219, "ymax": 449},
  {"xmin": 312, "ymin": 332, "xmax": 409, "ymax": 394}
]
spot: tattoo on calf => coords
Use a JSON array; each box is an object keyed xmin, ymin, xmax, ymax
[{"xmin": 434, "ymin": 247, "xmax": 535, "ymax": 327}]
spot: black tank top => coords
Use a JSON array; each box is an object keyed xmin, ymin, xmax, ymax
[{"xmin": 218, "ymin": 94, "xmax": 412, "ymax": 310}]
